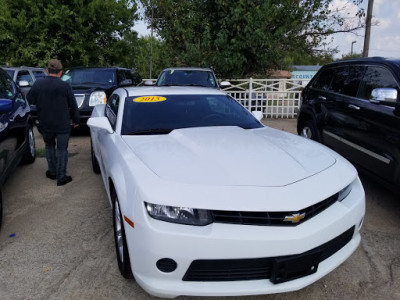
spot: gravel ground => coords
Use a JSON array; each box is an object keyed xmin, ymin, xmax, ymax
[{"xmin": 0, "ymin": 119, "xmax": 399, "ymax": 300}]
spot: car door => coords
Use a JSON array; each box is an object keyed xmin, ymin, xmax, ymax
[
  {"xmin": 347, "ymin": 65, "xmax": 400, "ymax": 183},
  {"xmin": 0, "ymin": 70, "xmax": 27, "ymax": 185},
  {"xmin": 319, "ymin": 66, "xmax": 367, "ymax": 164}
]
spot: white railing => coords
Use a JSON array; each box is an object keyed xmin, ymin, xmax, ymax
[
  {"xmin": 222, "ymin": 78, "xmax": 309, "ymax": 118},
  {"xmin": 140, "ymin": 78, "xmax": 310, "ymax": 118}
]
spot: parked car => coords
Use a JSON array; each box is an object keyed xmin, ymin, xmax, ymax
[
  {"xmin": 149, "ymin": 67, "xmax": 230, "ymax": 88},
  {"xmin": 0, "ymin": 68, "xmax": 36, "ymax": 227},
  {"xmin": 61, "ymin": 67, "xmax": 142, "ymax": 126},
  {"xmin": 3, "ymin": 66, "xmax": 47, "ymax": 97},
  {"xmin": 87, "ymin": 86, "xmax": 365, "ymax": 298},
  {"xmin": 297, "ymin": 57, "xmax": 400, "ymax": 193}
]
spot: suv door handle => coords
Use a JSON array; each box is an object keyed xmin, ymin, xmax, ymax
[
  {"xmin": 318, "ymin": 96, "xmax": 327, "ymax": 101},
  {"xmin": 348, "ymin": 104, "xmax": 360, "ymax": 110}
]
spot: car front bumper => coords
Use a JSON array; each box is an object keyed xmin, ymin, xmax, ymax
[{"xmin": 124, "ymin": 181, "xmax": 365, "ymax": 298}]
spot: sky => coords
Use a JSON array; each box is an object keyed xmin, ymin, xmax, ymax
[{"xmin": 133, "ymin": 0, "xmax": 399, "ymax": 59}]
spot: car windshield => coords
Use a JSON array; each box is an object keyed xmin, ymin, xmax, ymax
[
  {"xmin": 5, "ymin": 69, "xmax": 15, "ymax": 79},
  {"xmin": 156, "ymin": 70, "xmax": 218, "ymax": 88},
  {"xmin": 121, "ymin": 94, "xmax": 262, "ymax": 135},
  {"xmin": 61, "ymin": 69, "xmax": 115, "ymax": 85}
]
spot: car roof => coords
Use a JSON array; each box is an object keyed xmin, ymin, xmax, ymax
[
  {"xmin": 2, "ymin": 66, "xmax": 45, "ymax": 70},
  {"xmin": 123, "ymin": 86, "xmax": 227, "ymax": 97},
  {"xmin": 66, "ymin": 66, "xmax": 132, "ymax": 71},
  {"xmin": 161, "ymin": 67, "xmax": 214, "ymax": 72},
  {"xmin": 325, "ymin": 57, "xmax": 400, "ymax": 68}
]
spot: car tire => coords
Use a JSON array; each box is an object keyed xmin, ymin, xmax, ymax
[
  {"xmin": 112, "ymin": 189, "xmax": 133, "ymax": 279},
  {"xmin": 299, "ymin": 120, "xmax": 320, "ymax": 142},
  {"xmin": 21, "ymin": 124, "xmax": 36, "ymax": 165},
  {"xmin": 91, "ymin": 140, "xmax": 100, "ymax": 174}
]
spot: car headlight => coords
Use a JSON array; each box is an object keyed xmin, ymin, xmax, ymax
[
  {"xmin": 338, "ymin": 184, "xmax": 352, "ymax": 201},
  {"xmin": 89, "ymin": 91, "xmax": 107, "ymax": 106},
  {"xmin": 145, "ymin": 202, "xmax": 212, "ymax": 226}
]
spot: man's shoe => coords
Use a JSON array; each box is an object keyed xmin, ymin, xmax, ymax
[
  {"xmin": 46, "ymin": 171, "xmax": 56, "ymax": 180},
  {"xmin": 57, "ymin": 176, "xmax": 72, "ymax": 186}
]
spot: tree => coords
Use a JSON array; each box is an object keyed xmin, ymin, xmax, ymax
[
  {"xmin": 141, "ymin": 0, "xmax": 365, "ymax": 78},
  {"xmin": 0, "ymin": 0, "xmax": 139, "ymax": 68}
]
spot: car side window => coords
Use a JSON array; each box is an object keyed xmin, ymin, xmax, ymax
[
  {"xmin": 16, "ymin": 70, "xmax": 34, "ymax": 84},
  {"xmin": 32, "ymin": 70, "xmax": 46, "ymax": 80},
  {"xmin": 106, "ymin": 94, "xmax": 119, "ymax": 128},
  {"xmin": 357, "ymin": 66, "xmax": 400, "ymax": 101},
  {"xmin": 311, "ymin": 68, "xmax": 334, "ymax": 92},
  {"xmin": 0, "ymin": 71, "xmax": 16, "ymax": 99},
  {"xmin": 330, "ymin": 66, "xmax": 365, "ymax": 97}
]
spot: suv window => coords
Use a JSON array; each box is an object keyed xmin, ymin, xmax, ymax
[
  {"xmin": 16, "ymin": 70, "xmax": 34, "ymax": 84},
  {"xmin": 32, "ymin": 70, "xmax": 46, "ymax": 79},
  {"xmin": 330, "ymin": 66, "xmax": 365, "ymax": 97},
  {"xmin": 311, "ymin": 68, "xmax": 334, "ymax": 91},
  {"xmin": 357, "ymin": 66, "xmax": 400, "ymax": 101}
]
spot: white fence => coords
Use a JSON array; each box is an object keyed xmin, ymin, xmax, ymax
[
  {"xmin": 141, "ymin": 78, "xmax": 310, "ymax": 118},
  {"xmin": 222, "ymin": 78, "xmax": 310, "ymax": 119}
]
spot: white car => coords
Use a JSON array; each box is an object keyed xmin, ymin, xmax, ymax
[{"xmin": 88, "ymin": 86, "xmax": 365, "ymax": 298}]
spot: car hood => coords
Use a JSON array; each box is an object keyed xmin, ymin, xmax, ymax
[
  {"xmin": 123, "ymin": 126, "xmax": 336, "ymax": 187},
  {"xmin": 69, "ymin": 84, "xmax": 115, "ymax": 95}
]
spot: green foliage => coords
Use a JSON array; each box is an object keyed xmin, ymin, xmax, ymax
[
  {"xmin": 0, "ymin": 0, "xmax": 139, "ymax": 68},
  {"xmin": 142, "ymin": 0, "xmax": 364, "ymax": 78},
  {"xmin": 340, "ymin": 52, "xmax": 363, "ymax": 60},
  {"xmin": 135, "ymin": 35, "xmax": 174, "ymax": 78}
]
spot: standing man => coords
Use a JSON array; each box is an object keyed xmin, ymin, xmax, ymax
[{"xmin": 27, "ymin": 59, "xmax": 80, "ymax": 186}]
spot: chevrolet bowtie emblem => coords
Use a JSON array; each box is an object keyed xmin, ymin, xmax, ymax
[{"xmin": 284, "ymin": 213, "xmax": 306, "ymax": 223}]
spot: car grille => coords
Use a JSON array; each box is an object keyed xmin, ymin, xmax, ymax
[
  {"xmin": 211, "ymin": 192, "xmax": 339, "ymax": 226},
  {"xmin": 74, "ymin": 94, "xmax": 85, "ymax": 108},
  {"xmin": 182, "ymin": 226, "xmax": 355, "ymax": 282}
]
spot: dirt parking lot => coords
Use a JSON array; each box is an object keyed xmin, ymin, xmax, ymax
[{"xmin": 0, "ymin": 118, "xmax": 399, "ymax": 300}]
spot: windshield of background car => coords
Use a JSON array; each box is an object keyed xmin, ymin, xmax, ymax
[
  {"xmin": 0, "ymin": 70, "xmax": 15, "ymax": 100},
  {"xmin": 156, "ymin": 70, "xmax": 218, "ymax": 88},
  {"xmin": 121, "ymin": 94, "xmax": 263, "ymax": 135},
  {"xmin": 4, "ymin": 69, "xmax": 15, "ymax": 79},
  {"xmin": 61, "ymin": 69, "xmax": 115, "ymax": 85}
]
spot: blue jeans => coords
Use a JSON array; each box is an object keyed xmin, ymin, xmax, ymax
[{"xmin": 42, "ymin": 132, "xmax": 70, "ymax": 180}]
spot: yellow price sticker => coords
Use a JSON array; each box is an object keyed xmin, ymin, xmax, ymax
[{"xmin": 133, "ymin": 96, "xmax": 167, "ymax": 103}]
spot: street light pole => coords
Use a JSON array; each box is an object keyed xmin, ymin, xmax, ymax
[{"xmin": 351, "ymin": 41, "xmax": 356, "ymax": 56}]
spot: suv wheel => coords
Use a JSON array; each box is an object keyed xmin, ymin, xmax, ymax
[
  {"xmin": 299, "ymin": 120, "xmax": 320, "ymax": 142},
  {"xmin": 21, "ymin": 124, "xmax": 36, "ymax": 164}
]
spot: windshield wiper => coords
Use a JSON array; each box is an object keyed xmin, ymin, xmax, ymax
[{"xmin": 127, "ymin": 128, "xmax": 173, "ymax": 135}]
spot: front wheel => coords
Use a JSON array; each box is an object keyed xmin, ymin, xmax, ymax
[
  {"xmin": 112, "ymin": 189, "xmax": 133, "ymax": 279},
  {"xmin": 299, "ymin": 120, "xmax": 320, "ymax": 142}
]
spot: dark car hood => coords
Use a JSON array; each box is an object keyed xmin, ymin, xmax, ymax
[{"xmin": 69, "ymin": 83, "xmax": 116, "ymax": 97}]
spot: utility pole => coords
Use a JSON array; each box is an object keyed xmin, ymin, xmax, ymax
[
  {"xmin": 363, "ymin": 0, "xmax": 374, "ymax": 57},
  {"xmin": 149, "ymin": 4, "xmax": 154, "ymax": 79}
]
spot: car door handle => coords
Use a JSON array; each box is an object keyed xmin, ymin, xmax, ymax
[
  {"xmin": 348, "ymin": 104, "xmax": 360, "ymax": 110},
  {"xmin": 318, "ymin": 96, "xmax": 327, "ymax": 101}
]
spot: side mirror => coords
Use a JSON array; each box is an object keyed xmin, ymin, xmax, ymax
[
  {"xmin": 144, "ymin": 80, "xmax": 154, "ymax": 86},
  {"xmin": 87, "ymin": 116, "xmax": 113, "ymax": 134},
  {"xmin": 371, "ymin": 88, "xmax": 397, "ymax": 103},
  {"xmin": 251, "ymin": 110, "xmax": 263, "ymax": 121},
  {"xmin": 18, "ymin": 80, "xmax": 30, "ymax": 87},
  {"xmin": 220, "ymin": 81, "xmax": 231, "ymax": 88},
  {"xmin": 0, "ymin": 99, "xmax": 13, "ymax": 112},
  {"xmin": 120, "ymin": 79, "xmax": 133, "ymax": 87}
]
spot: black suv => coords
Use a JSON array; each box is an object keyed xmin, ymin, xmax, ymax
[
  {"xmin": 0, "ymin": 67, "xmax": 36, "ymax": 227},
  {"xmin": 61, "ymin": 67, "xmax": 141, "ymax": 126},
  {"xmin": 297, "ymin": 57, "xmax": 400, "ymax": 192}
]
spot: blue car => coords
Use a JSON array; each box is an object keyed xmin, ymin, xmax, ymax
[{"xmin": 0, "ymin": 67, "xmax": 36, "ymax": 227}]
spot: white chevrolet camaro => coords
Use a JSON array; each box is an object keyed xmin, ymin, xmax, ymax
[{"xmin": 88, "ymin": 86, "xmax": 365, "ymax": 298}]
